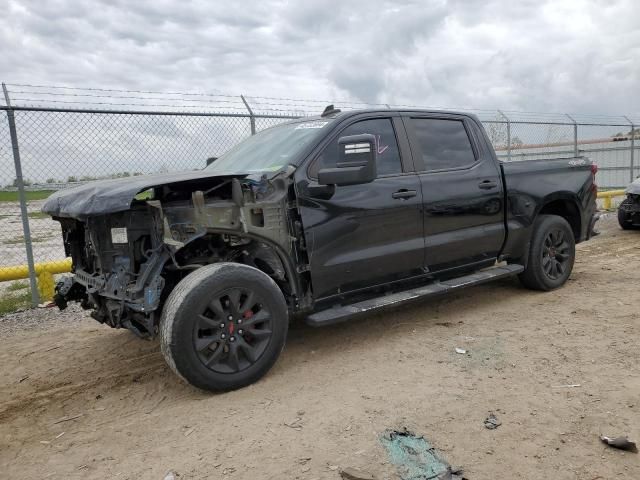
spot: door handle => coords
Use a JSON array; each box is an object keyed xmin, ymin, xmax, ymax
[
  {"xmin": 392, "ymin": 189, "xmax": 417, "ymax": 199},
  {"xmin": 478, "ymin": 180, "xmax": 498, "ymax": 190}
]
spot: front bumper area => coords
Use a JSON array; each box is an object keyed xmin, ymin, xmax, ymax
[
  {"xmin": 53, "ymin": 207, "xmax": 169, "ymax": 338},
  {"xmin": 55, "ymin": 250, "xmax": 168, "ymax": 338}
]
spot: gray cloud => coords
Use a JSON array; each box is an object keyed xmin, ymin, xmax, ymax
[{"xmin": 1, "ymin": 0, "xmax": 639, "ymax": 115}]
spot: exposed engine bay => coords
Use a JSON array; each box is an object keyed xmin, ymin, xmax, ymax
[{"xmin": 50, "ymin": 168, "xmax": 308, "ymax": 338}]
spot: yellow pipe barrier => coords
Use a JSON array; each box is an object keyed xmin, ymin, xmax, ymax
[
  {"xmin": 597, "ymin": 189, "xmax": 627, "ymax": 210},
  {"xmin": 0, "ymin": 258, "xmax": 72, "ymax": 301}
]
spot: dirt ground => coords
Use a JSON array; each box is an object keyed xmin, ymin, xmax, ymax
[{"xmin": 1, "ymin": 215, "xmax": 638, "ymax": 480}]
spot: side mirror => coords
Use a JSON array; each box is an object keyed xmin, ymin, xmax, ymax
[{"xmin": 317, "ymin": 134, "xmax": 377, "ymax": 186}]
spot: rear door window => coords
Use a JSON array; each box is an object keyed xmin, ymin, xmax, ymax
[{"xmin": 409, "ymin": 118, "xmax": 476, "ymax": 171}]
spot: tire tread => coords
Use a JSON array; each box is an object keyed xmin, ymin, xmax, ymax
[
  {"xmin": 518, "ymin": 214, "xmax": 575, "ymax": 291},
  {"xmin": 159, "ymin": 263, "xmax": 288, "ymax": 391}
]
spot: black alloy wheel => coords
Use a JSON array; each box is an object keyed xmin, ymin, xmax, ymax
[
  {"xmin": 541, "ymin": 228, "xmax": 572, "ymax": 280},
  {"xmin": 518, "ymin": 214, "xmax": 575, "ymax": 291},
  {"xmin": 160, "ymin": 263, "xmax": 288, "ymax": 391},
  {"xmin": 193, "ymin": 288, "xmax": 273, "ymax": 374}
]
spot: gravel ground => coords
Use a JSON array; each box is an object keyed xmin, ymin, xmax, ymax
[
  {"xmin": 0, "ymin": 214, "xmax": 638, "ymax": 480},
  {"xmin": 0, "ymin": 303, "xmax": 89, "ymax": 336}
]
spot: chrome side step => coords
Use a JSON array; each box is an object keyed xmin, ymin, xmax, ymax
[{"xmin": 305, "ymin": 264, "xmax": 524, "ymax": 327}]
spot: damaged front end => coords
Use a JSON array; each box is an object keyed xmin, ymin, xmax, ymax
[
  {"xmin": 54, "ymin": 207, "xmax": 169, "ymax": 337},
  {"xmin": 46, "ymin": 168, "xmax": 306, "ymax": 338}
]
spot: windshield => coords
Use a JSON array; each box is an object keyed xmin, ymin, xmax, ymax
[{"xmin": 206, "ymin": 119, "xmax": 333, "ymax": 174}]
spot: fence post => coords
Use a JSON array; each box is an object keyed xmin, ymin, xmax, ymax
[
  {"xmin": 566, "ymin": 114, "xmax": 578, "ymax": 157},
  {"xmin": 498, "ymin": 110, "xmax": 511, "ymax": 161},
  {"xmin": 240, "ymin": 95, "xmax": 256, "ymax": 135},
  {"xmin": 624, "ymin": 115, "xmax": 635, "ymax": 182},
  {"xmin": 2, "ymin": 83, "xmax": 40, "ymax": 306}
]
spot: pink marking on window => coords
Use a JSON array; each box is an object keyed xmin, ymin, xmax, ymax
[{"xmin": 376, "ymin": 135, "xmax": 389, "ymax": 155}]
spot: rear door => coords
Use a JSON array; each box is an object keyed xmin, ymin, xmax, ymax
[
  {"xmin": 296, "ymin": 115, "xmax": 425, "ymax": 299},
  {"xmin": 403, "ymin": 114, "xmax": 506, "ymax": 273}
]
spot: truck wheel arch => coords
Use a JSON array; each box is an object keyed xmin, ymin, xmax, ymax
[
  {"xmin": 168, "ymin": 232, "xmax": 303, "ymax": 305},
  {"xmin": 536, "ymin": 197, "xmax": 581, "ymax": 242}
]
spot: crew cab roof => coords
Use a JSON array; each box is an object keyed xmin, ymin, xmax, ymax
[{"xmin": 305, "ymin": 107, "xmax": 480, "ymax": 123}]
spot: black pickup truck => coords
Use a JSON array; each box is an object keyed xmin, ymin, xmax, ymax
[{"xmin": 43, "ymin": 108, "xmax": 599, "ymax": 391}]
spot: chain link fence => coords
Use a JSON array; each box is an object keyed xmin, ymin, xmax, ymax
[{"xmin": 0, "ymin": 82, "xmax": 638, "ymax": 307}]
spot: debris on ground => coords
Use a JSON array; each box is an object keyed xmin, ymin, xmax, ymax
[
  {"xmin": 484, "ymin": 413, "xmax": 501, "ymax": 430},
  {"xmin": 284, "ymin": 417, "xmax": 303, "ymax": 430},
  {"xmin": 145, "ymin": 395, "xmax": 166, "ymax": 414},
  {"xmin": 52, "ymin": 413, "xmax": 83, "ymax": 424},
  {"xmin": 455, "ymin": 348, "xmax": 466, "ymax": 354},
  {"xmin": 340, "ymin": 466, "xmax": 376, "ymax": 480},
  {"xmin": 163, "ymin": 471, "xmax": 176, "ymax": 480},
  {"xmin": 380, "ymin": 429, "xmax": 465, "ymax": 480},
  {"xmin": 552, "ymin": 384, "xmax": 581, "ymax": 388},
  {"xmin": 600, "ymin": 435, "xmax": 638, "ymax": 453}
]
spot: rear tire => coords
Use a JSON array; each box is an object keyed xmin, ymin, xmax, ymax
[
  {"xmin": 160, "ymin": 262, "xmax": 288, "ymax": 392},
  {"xmin": 519, "ymin": 215, "xmax": 575, "ymax": 291}
]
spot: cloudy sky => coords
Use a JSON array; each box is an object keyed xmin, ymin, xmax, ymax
[{"xmin": 1, "ymin": 0, "xmax": 639, "ymax": 116}]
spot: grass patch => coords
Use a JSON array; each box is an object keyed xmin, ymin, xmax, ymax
[
  {"xmin": 135, "ymin": 188, "xmax": 154, "ymax": 200},
  {"xmin": 0, "ymin": 190, "xmax": 55, "ymax": 202},
  {"xmin": 4, "ymin": 236, "xmax": 26, "ymax": 245},
  {"xmin": 28, "ymin": 211, "xmax": 50, "ymax": 219},
  {"xmin": 4, "ymin": 234, "xmax": 53, "ymax": 245},
  {"xmin": 31, "ymin": 234, "xmax": 54, "ymax": 243},
  {"xmin": 0, "ymin": 291, "xmax": 32, "ymax": 316},
  {"xmin": 7, "ymin": 281, "xmax": 28, "ymax": 292}
]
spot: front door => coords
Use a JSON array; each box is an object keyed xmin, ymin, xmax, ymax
[
  {"xmin": 403, "ymin": 115, "xmax": 506, "ymax": 273},
  {"xmin": 297, "ymin": 116, "xmax": 424, "ymax": 299}
]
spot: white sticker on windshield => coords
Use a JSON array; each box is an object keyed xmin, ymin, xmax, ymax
[{"xmin": 294, "ymin": 121, "xmax": 329, "ymax": 130}]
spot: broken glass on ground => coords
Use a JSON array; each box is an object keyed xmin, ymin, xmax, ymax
[{"xmin": 380, "ymin": 429, "xmax": 465, "ymax": 480}]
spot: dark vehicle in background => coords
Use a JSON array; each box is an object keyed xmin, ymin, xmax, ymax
[
  {"xmin": 618, "ymin": 177, "xmax": 640, "ymax": 229},
  {"xmin": 43, "ymin": 108, "xmax": 599, "ymax": 391}
]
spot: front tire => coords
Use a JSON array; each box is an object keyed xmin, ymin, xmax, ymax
[
  {"xmin": 160, "ymin": 263, "xmax": 288, "ymax": 391},
  {"xmin": 519, "ymin": 215, "xmax": 576, "ymax": 291}
]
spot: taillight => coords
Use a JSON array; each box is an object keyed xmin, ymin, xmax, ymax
[
  {"xmin": 591, "ymin": 163, "xmax": 598, "ymax": 175},
  {"xmin": 591, "ymin": 163, "xmax": 598, "ymax": 194}
]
